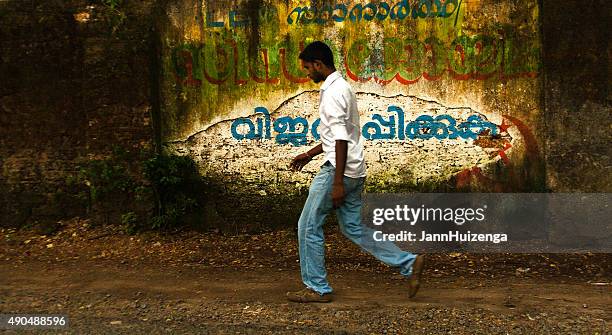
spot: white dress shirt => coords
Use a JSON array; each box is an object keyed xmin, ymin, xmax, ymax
[{"xmin": 318, "ymin": 71, "xmax": 366, "ymax": 178}]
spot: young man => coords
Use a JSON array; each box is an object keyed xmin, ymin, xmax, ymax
[{"xmin": 287, "ymin": 41, "xmax": 424, "ymax": 303}]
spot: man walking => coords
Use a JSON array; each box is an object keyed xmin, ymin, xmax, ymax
[{"xmin": 287, "ymin": 41, "xmax": 424, "ymax": 303}]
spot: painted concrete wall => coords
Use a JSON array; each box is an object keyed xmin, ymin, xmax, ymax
[
  {"xmin": 0, "ymin": 0, "xmax": 608, "ymax": 230},
  {"xmin": 160, "ymin": 0, "xmax": 543, "ymax": 200}
]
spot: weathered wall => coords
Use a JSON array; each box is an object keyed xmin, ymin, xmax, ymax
[
  {"xmin": 0, "ymin": 0, "xmax": 156, "ymax": 227},
  {"xmin": 0, "ymin": 0, "xmax": 608, "ymax": 230},
  {"xmin": 541, "ymin": 0, "xmax": 611, "ymax": 192},
  {"xmin": 160, "ymin": 0, "xmax": 546, "ymax": 227}
]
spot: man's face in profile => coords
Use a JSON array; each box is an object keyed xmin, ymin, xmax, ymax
[{"xmin": 301, "ymin": 60, "xmax": 325, "ymax": 83}]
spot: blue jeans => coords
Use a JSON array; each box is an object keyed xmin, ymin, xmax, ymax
[{"xmin": 298, "ymin": 162, "xmax": 417, "ymax": 294}]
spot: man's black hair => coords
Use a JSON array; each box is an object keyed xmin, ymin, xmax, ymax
[{"xmin": 298, "ymin": 41, "xmax": 335, "ymax": 68}]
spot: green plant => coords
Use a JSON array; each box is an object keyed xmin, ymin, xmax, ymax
[
  {"xmin": 101, "ymin": 0, "xmax": 126, "ymax": 33},
  {"xmin": 77, "ymin": 159, "xmax": 134, "ymax": 204},
  {"xmin": 66, "ymin": 148, "xmax": 137, "ymax": 208},
  {"xmin": 143, "ymin": 154, "xmax": 204, "ymax": 230},
  {"xmin": 68, "ymin": 146, "xmax": 139, "ymax": 224},
  {"xmin": 121, "ymin": 211, "xmax": 138, "ymax": 235},
  {"xmin": 69, "ymin": 147, "xmax": 205, "ymax": 232},
  {"xmin": 102, "ymin": 0, "xmax": 122, "ymax": 9}
]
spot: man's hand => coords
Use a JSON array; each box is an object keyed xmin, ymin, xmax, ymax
[
  {"xmin": 331, "ymin": 182, "xmax": 345, "ymax": 209},
  {"xmin": 290, "ymin": 152, "xmax": 312, "ymax": 171}
]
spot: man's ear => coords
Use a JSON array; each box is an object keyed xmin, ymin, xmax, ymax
[{"xmin": 313, "ymin": 60, "xmax": 325, "ymax": 71}]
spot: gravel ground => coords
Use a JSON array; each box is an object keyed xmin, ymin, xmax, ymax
[{"xmin": 0, "ymin": 218, "xmax": 610, "ymax": 334}]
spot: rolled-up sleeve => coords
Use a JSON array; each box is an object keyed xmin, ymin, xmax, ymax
[{"xmin": 321, "ymin": 92, "xmax": 350, "ymax": 141}]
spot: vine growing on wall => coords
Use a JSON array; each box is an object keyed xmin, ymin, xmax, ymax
[
  {"xmin": 102, "ymin": 0, "xmax": 121, "ymax": 9},
  {"xmin": 68, "ymin": 146, "xmax": 208, "ymax": 234},
  {"xmin": 142, "ymin": 154, "xmax": 205, "ymax": 231},
  {"xmin": 101, "ymin": 0, "xmax": 126, "ymax": 33}
]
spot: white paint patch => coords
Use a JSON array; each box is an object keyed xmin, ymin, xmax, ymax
[{"xmin": 166, "ymin": 91, "xmax": 513, "ymax": 193}]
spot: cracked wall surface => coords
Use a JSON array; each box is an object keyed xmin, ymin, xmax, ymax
[
  {"xmin": 160, "ymin": 0, "xmax": 543, "ymax": 199},
  {"xmin": 167, "ymin": 92, "xmax": 517, "ymax": 195}
]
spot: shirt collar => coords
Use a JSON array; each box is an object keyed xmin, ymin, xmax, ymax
[{"xmin": 320, "ymin": 71, "xmax": 341, "ymax": 91}]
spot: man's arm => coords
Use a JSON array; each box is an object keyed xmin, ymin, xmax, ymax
[
  {"xmin": 290, "ymin": 143, "xmax": 323, "ymax": 171},
  {"xmin": 332, "ymin": 140, "xmax": 347, "ymax": 208}
]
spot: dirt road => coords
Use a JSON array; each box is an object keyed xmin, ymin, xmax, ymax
[{"xmin": 0, "ymin": 220, "xmax": 610, "ymax": 334}]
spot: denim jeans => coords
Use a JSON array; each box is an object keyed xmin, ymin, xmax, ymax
[{"xmin": 298, "ymin": 162, "xmax": 417, "ymax": 294}]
